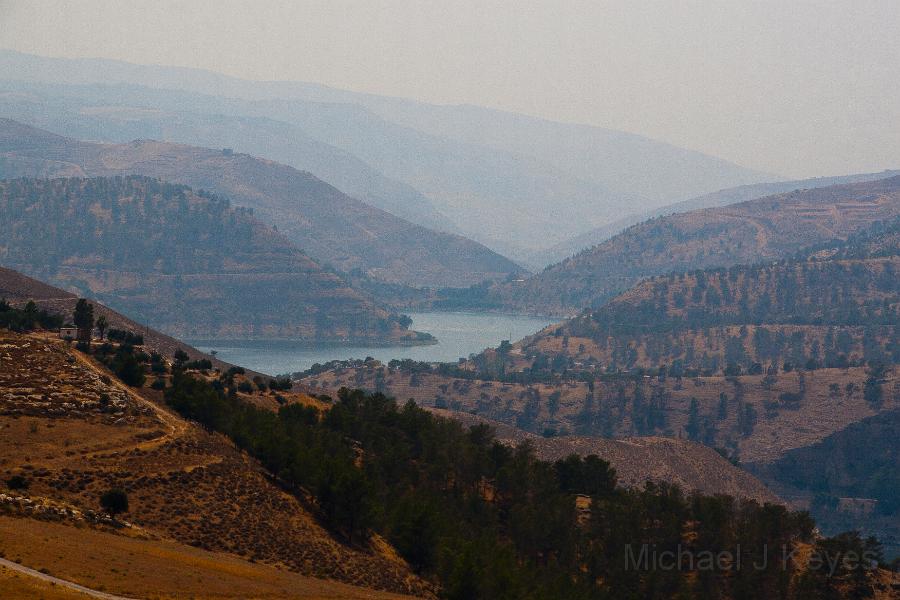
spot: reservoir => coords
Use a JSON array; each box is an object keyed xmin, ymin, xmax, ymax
[{"xmin": 187, "ymin": 311, "xmax": 553, "ymax": 376}]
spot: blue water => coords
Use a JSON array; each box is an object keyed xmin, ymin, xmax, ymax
[{"xmin": 187, "ymin": 311, "xmax": 552, "ymax": 376}]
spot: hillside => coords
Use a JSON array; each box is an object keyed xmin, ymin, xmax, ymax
[
  {"xmin": 478, "ymin": 175, "xmax": 900, "ymax": 314},
  {"xmin": 302, "ymin": 360, "xmax": 897, "ymax": 466},
  {"xmin": 0, "ymin": 265, "xmax": 235, "ymax": 370},
  {"xmin": 0, "ymin": 117, "xmax": 522, "ymax": 288},
  {"xmin": 0, "ymin": 329, "xmax": 431, "ymax": 597},
  {"xmin": 0, "ymin": 51, "xmax": 774, "ymax": 260},
  {"xmin": 0, "ymin": 176, "xmax": 427, "ymax": 342},
  {"xmin": 754, "ymin": 410, "xmax": 900, "ymax": 558},
  {"xmin": 427, "ymin": 408, "xmax": 778, "ymax": 503},
  {"xmin": 515, "ymin": 215, "xmax": 900, "ymax": 372},
  {"xmin": 536, "ymin": 255, "xmax": 899, "ymax": 372},
  {"xmin": 3, "ymin": 298, "xmax": 896, "ymax": 598},
  {"xmin": 305, "ymin": 217, "xmax": 900, "ymax": 467},
  {"xmin": 534, "ymin": 169, "xmax": 900, "ymax": 268}
]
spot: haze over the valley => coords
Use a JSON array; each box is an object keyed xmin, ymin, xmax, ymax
[
  {"xmin": 2, "ymin": 0, "xmax": 899, "ymax": 179},
  {"xmin": 2, "ymin": 3, "xmax": 900, "ymax": 598}
]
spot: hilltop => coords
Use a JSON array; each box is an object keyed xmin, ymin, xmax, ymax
[
  {"xmin": 0, "ymin": 176, "xmax": 426, "ymax": 342},
  {"xmin": 472, "ymin": 175, "xmax": 900, "ymax": 314},
  {"xmin": 0, "ymin": 118, "xmax": 522, "ymax": 288},
  {"xmin": 0, "ymin": 265, "xmax": 232, "ymax": 370}
]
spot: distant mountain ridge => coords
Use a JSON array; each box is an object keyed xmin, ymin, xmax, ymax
[
  {"xmin": 0, "ymin": 118, "xmax": 522, "ymax": 288},
  {"xmin": 0, "ymin": 79, "xmax": 459, "ymax": 234},
  {"xmin": 477, "ymin": 175, "xmax": 900, "ymax": 314},
  {"xmin": 0, "ymin": 175, "xmax": 427, "ymax": 342},
  {"xmin": 0, "ymin": 50, "xmax": 773, "ymax": 260},
  {"xmin": 533, "ymin": 169, "xmax": 900, "ymax": 268}
]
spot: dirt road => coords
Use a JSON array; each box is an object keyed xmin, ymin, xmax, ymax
[{"xmin": 0, "ymin": 557, "xmax": 140, "ymax": 599}]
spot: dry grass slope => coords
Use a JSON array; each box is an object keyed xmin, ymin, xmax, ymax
[{"xmin": 0, "ymin": 330, "xmax": 432, "ymax": 598}]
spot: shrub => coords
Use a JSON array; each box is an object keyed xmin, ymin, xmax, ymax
[
  {"xmin": 270, "ymin": 377, "xmax": 292, "ymax": 391},
  {"xmin": 107, "ymin": 329, "xmax": 144, "ymax": 345},
  {"xmin": 185, "ymin": 359, "xmax": 213, "ymax": 371},
  {"xmin": 5, "ymin": 475, "xmax": 28, "ymax": 490},
  {"xmin": 100, "ymin": 488, "xmax": 129, "ymax": 516}
]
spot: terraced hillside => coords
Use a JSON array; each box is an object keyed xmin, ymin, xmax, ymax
[
  {"xmin": 528, "ymin": 255, "xmax": 899, "ymax": 373},
  {"xmin": 0, "ymin": 176, "xmax": 426, "ymax": 342},
  {"xmin": 0, "ymin": 118, "xmax": 522, "ymax": 288},
  {"xmin": 0, "ymin": 329, "xmax": 430, "ymax": 598},
  {"xmin": 499, "ymin": 217, "xmax": 900, "ymax": 376},
  {"xmin": 477, "ymin": 175, "xmax": 900, "ymax": 314}
]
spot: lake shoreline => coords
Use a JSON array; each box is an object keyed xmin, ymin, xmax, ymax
[{"xmin": 187, "ymin": 311, "xmax": 552, "ymax": 376}]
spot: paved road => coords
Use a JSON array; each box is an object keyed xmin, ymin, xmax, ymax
[{"xmin": 0, "ymin": 557, "xmax": 140, "ymax": 599}]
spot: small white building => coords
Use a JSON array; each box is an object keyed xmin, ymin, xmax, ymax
[{"xmin": 58, "ymin": 326, "xmax": 79, "ymax": 340}]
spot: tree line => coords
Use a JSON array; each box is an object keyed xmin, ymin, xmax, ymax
[{"xmin": 163, "ymin": 372, "xmax": 885, "ymax": 599}]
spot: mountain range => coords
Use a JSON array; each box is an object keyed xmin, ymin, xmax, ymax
[
  {"xmin": 533, "ymin": 169, "xmax": 900, "ymax": 269},
  {"xmin": 468, "ymin": 175, "xmax": 900, "ymax": 314},
  {"xmin": 0, "ymin": 118, "xmax": 521, "ymax": 288},
  {"xmin": 3, "ymin": 48, "xmax": 900, "ymax": 598},
  {"xmin": 0, "ymin": 50, "xmax": 773, "ymax": 261}
]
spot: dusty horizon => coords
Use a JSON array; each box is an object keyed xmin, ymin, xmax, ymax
[{"xmin": 2, "ymin": 0, "xmax": 899, "ymax": 178}]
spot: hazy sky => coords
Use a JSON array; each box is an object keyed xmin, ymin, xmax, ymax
[{"xmin": 1, "ymin": 0, "xmax": 898, "ymax": 178}]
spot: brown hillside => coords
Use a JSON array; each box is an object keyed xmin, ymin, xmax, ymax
[
  {"xmin": 303, "ymin": 363, "xmax": 898, "ymax": 464},
  {"xmin": 0, "ymin": 329, "xmax": 432, "ymax": 597},
  {"xmin": 0, "ymin": 265, "xmax": 229, "ymax": 370},
  {"xmin": 0, "ymin": 118, "xmax": 522, "ymax": 288},
  {"xmin": 524, "ymin": 255, "xmax": 899, "ymax": 373},
  {"xmin": 428, "ymin": 408, "xmax": 778, "ymax": 503},
  {"xmin": 0, "ymin": 176, "xmax": 426, "ymax": 342},
  {"xmin": 0, "ymin": 517, "xmax": 419, "ymax": 600},
  {"xmin": 486, "ymin": 175, "xmax": 900, "ymax": 314}
]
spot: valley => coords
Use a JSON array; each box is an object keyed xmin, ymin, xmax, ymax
[
  {"xmin": 1, "ymin": 26, "xmax": 899, "ymax": 600},
  {"xmin": 189, "ymin": 311, "xmax": 552, "ymax": 376}
]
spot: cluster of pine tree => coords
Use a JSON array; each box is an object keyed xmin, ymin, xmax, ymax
[
  {"xmin": 0, "ymin": 299, "xmax": 62, "ymax": 331},
  {"xmin": 163, "ymin": 374, "xmax": 884, "ymax": 599}
]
